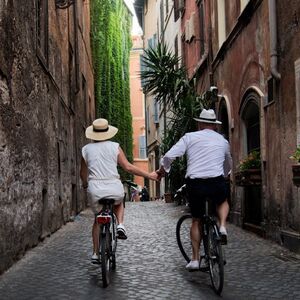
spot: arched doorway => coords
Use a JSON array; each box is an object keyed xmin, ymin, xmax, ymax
[
  {"xmin": 218, "ymin": 98, "xmax": 231, "ymax": 211},
  {"xmin": 218, "ymin": 98, "xmax": 230, "ymax": 141},
  {"xmin": 240, "ymin": 91, "xmax": 262, "ymax": 230}
]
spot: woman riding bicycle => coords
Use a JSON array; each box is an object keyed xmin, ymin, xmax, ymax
[
  {"xmin": 157, "ymin": 109, "xmax": 232, "ymax": 270},
  {"xmin": 80, "ymin": 118, "xmax": 158, "ymax": 263}
]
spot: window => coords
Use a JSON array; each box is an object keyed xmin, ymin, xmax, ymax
[
  {"xmin": 139, "ymin": 135, "xmax": 147, "ymax": 159},
  {"xmin": 174, "ymin": 0, "xmax": 180, "ymax": 21},
  {"xmin": 219, "ymin": 99, "xmax": 229, "ymax": 141},
  {"xmin": 146, "ymin": 106, "xmax": 150, "ymax": 133},
  {"xmin": 36, "ymin": 0, "xmax": 48, "ymax": 66},
  {"xmin": 217, "ymin": 0, "xmax": 226, "ymax": 48},
  {"xmin": 198, "ymin": 0, "xmax": 205, "ymax": 56},
  {"xmin": 69, "ymin": 43, "xmax": 75, "ymax": 110},
  {"xmin": 174, "ymin": 35, "xmax": 179, "ymax": 69},
  {"xmin": 82, "ymin": 75, "xmax": 87, "ymax": 125},
  {"xmin": 241, "ymin": 96, "xmax": 260, "ymax": 153},
  {"xmin": 166, "ymin": 0, "xmax": 169, "ymax": 16},
  {"xmin": 267, "ymin": 76, "xmax": 276, "ymax": 104},
  {"xmin": 160, "ymin": 1, "xmax": 164, "ymax": 39},
  {"xmin": 140, "ymin": 53, "xmax": 146, "ymax": 88},
  {"xmin": 240, "ymin": 0, "xmax": 250, "ymax": 12},
  {"xmin": 153, "ymin": 99, "xmax": 159, "ymax": 124},
  {"xmin": 295, "ymin": 58, "xmax": 300, "ymax": 144}
]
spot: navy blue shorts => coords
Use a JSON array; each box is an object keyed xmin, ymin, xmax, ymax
[{"xmin": 186, "ymin": 176, "xmax": 228, "ymax": 219}]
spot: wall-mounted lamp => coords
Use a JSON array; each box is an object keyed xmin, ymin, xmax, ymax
[{"xmin": 55, "ymin": 0, "xmax": 75, "ymax": 9}]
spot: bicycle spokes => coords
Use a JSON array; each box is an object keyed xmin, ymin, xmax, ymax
[{"xmin": 207, "ymin": 225, "xmax": 224, "ymax": 295}]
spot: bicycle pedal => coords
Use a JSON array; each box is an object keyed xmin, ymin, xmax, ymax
[
  {"xmin": 220, "ymin": 234, "xmax": 227, "ymax": 245},
  {"xmin": 199, "ymin": 266, "xmax": 209, "ymax": 272}
]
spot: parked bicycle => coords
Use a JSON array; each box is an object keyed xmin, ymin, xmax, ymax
[
  {"xmin": 176, "ymin": 197, "xmax": 225, "ymax": 295},
  {"xmin": 95, "ymin": 198, "xmax": 118, "ymax": 288},
  {"xmin": 174, "ymin": 184, "xmax": 188, "ymax": 206},
  {"xmin": 123, "ymin": 180, "xmax": 140, "ymax": 202}
]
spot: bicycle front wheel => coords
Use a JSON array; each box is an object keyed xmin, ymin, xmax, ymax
[
  {"xmin": 207, "ymin": 223, "xmax": 224, "ymax": 295},
  {"xmin": 100, "ymin": 226, "xmax": 112, "ymax": 288},
  {"xmin": 176, "ymin": 214, "xmax": 192, "ymax": 263}
]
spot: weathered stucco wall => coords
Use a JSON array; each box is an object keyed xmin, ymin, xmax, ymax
[
  {"xmin": 211, "ymin": 0, "xmax": 300, "ymax": 251},
  {"xmin": 0, "ymin": 0, "xmax": 94, "ymax": 273},
  {"xmin": 277, "ymin": 0, "xmax": 300, "ymax": 235}
]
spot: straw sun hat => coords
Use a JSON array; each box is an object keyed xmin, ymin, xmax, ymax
[
  {"xmin": 193, "ymin": 109, "xmax": 222, "ymax": 124},
  {"xmin": 85, "ymin": 118, "xmax": 118, "ymax": 141}
]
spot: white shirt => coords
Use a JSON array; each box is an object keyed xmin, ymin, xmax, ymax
[
  {"xmin": 82, "ymin": 141, "xmax": 124, "ymax": 212},
  {"xmin": 161, "ymin": 129, "xmax": 232, "ymax": 179}
]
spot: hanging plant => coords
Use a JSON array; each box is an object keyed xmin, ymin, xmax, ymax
[{"xmin": 91, "ymin": 0, "xmax": 133, "ymax": 179}]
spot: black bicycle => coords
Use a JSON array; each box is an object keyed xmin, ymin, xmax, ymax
[
  {"xmin": 96, "ymin": 198, "xmax": 118, "ymax": 288},
  {"xmin": 176, "ymin": 198, "xmax": 225, "ymax": 295}
]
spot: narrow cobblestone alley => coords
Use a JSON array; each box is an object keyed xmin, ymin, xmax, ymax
[{"xmin": 0, "ymin": 201, "xmax": 299, "ymax": 300}]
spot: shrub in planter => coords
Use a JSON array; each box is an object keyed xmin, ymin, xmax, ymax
[
  {"xmin": 235, "ymin": 151, "xmax": 262, "ymax": 186},
  {"xmin": 290, "ymin": 146, "xmax": 300, "ymax": 187}
]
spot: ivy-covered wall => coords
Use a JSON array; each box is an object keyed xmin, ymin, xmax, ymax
[{"xmin": 91, "ymin": 0, "xmax": 133, "ymax": 166}]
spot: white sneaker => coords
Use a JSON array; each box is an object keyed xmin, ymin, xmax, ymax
[
  {"xmin": 117, "ymin": 224, "xmax": 127, "ymax": 240},
  {"xmin": 185, "ymin": 260, "xmax": 199, "ymax": 271},
  {"xmin": 91, "ymin": 253, "xmax": 99, "ymax": 264},
  {"xmin": 219, "ymin": 226, "xmax": 227, "ymax": 235}
]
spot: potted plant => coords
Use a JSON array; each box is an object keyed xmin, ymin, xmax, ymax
[
  {"xmin": 235, "ymin": 150, "xmax": 262, "ymax": 186},
  {"xmin": 290, "ymin": 146, "xmax": 300, "ymax": 187}
]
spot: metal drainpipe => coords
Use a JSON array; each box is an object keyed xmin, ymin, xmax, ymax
[{"xmin": 268, "ymin": 0, "xmax": 281, "ymax": 80}]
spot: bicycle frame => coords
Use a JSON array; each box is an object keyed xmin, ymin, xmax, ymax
[{"xmin": 96, "ymin": 199, "xmax": 117, "ymax": 288}]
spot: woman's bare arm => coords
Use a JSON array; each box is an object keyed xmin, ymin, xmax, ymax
[{"xmin": 117, "ymin": 147, "xmax": 158, "ymax": 181}]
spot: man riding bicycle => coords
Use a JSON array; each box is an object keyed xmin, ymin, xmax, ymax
[{"xmin": 157, "ymin": 109, "xmax": 232, "ymax": 270}]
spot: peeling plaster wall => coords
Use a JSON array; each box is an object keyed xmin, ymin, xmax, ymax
[
  {"xmin": 0, "ymin": 0, "xmax": 94, "ymax": 273},
  {"xmin": 277, "ymin": 0, "xmax": 300, "ymax": 233}
]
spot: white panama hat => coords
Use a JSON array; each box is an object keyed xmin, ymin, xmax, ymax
[
  {"xmin": 85, "ymin": 118, "xmax": 118, "ymax": 141},
  {"xmin": 193, "ymin": 109, "xmax": 222, "ymax": 124}
]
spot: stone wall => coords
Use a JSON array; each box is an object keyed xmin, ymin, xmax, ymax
[{"xmin": 0, "ymin": 0, "xmax": 95, "ymax": 273}]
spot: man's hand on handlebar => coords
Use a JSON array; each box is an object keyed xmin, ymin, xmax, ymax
[{"xmin": 156, "ymin": 167, "xmax": 166, "ymax": 181}]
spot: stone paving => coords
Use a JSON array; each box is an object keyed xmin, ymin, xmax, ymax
[{"xmin": 0, "ymin": 201, "xmax": 300, "ymax": 300}]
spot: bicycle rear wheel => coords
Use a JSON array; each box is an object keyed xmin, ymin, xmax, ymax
[
  {"xmin": 111, "ymin": 214, "xmax": 117, "ymax": 270},
  {"xmin": 100, "ymin": 226, "xmax": 112, "ymax": 288},
  {"xmin": 176, "ymin": 214, "xmax": 192, "ymax": 263},
  {"xmin": 207, "ymin": 223, "xmax": 224, "ymax": 295}
]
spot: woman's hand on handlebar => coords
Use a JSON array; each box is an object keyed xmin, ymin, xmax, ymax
[{"xmin": 149, "ymin": 171, "xmax": 160, "ymax": 181}]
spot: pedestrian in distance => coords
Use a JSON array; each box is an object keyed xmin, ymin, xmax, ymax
[
  {"xmin": 156, "ymin": 109, "xmax": 232, "ymax": 271},
  {"xmin": 80, "ymin": 118, "xmax": 158, "ymax": 263},
  {"xmin": 140, "ymin": 186, "xmax": 150, "ymax": 201}
]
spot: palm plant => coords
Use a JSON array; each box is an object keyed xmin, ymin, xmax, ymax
[
  {"xmin": 141, "ymin": 43, "xmax": 184, "ymax": 107},
  {"xmin": 140, "ymin": 43, "xmax": 211, "ymax": 192}
]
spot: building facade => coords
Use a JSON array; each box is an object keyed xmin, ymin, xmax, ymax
[
  {"xmin": 135, "ymin": 0, "xmax": 182, "ymax": 200},
  {"xmin": 135, "ymin": 0, "xmax": 300, "ymax": 252},
  {"xmin": 129, "ymin": 35, "xmax": 148, "ymax": 189},
  {"xmin": 0, "ymin": 0, "xmax": 95, "ymax": 273}
]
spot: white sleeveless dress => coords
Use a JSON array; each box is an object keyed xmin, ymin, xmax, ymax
[{"xmin": 82, "ymin": 141, "xmax": 124, "ymax": 213}]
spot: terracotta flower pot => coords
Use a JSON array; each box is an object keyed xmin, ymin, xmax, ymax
[
  {"xmin": 235, "ymin": 169, "xmax": 262, "ymax": 186},
  {"xmin": 164, "ymin": 192, "xmax": 173, "ymax": 203}
]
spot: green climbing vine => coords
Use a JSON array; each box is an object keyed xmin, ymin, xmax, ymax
[{"xmin": 91, "ymin": 0, "xmax": 133, "ymax": 173}]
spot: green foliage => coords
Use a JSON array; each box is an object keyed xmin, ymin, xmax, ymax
[
  {"xmin": 290, "ymin": 146, "xmax": 300, "ymax": 163},
  {"xmin": 239, "ymin": 150, "xmax": 261, "ymax": 171},
  {"xmin": 140, "ymin": 43, "xmax": 213, "ymax": 192},
  {"xmin": 91, "ymin": 0, "xmax": 133, "ymax": 179}
]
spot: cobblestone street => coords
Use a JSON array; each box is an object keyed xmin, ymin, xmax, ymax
[{"xmin": 0, "ymin": 201, "xmax": 300, "ymax": 300}]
